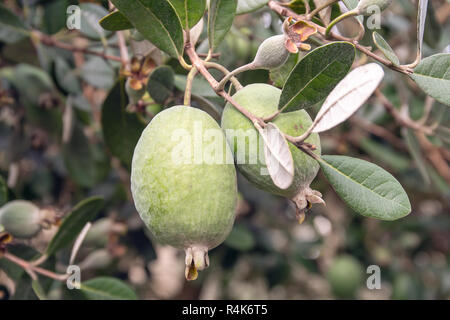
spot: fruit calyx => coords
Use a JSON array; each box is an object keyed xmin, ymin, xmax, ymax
[
  {"xmin": 184, "ymin": 246, "xmax": 210, "ymax": 281},
  {"xmin": 291, "ymin": 188, "xmax": 325, "ymax": 224}
]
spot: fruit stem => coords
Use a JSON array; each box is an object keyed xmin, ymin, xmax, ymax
[
  {"xmin": 184, "ymin": 66, "xmax": 198, "ymax": 106},
  {"xmin": 325, "ymin": 9, "xmax": 359, "ymax": 37},
  {"xmin": 217, "ymin": 63, "xmax": 256, "ymax": 91},
  {"xmin": 307, "ymin": 0, "xmax": 339, "ymax": 20},
  {"xmin": 204, "ymin": 62, "xmax": 243, "ymax": 91}
]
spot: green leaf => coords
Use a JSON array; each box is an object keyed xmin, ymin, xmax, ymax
[
  {"xmin": 0, "ymin": 3, "xmax": 29, "ymax": 44},
  {"xmin": 62, "ymin": 122, "xmax": 98, "ymax": 188},
  {"xmin": 45, "ymin": 197, "xmax": 105, "ymax": 256},
  {"xmin": 318, "ymin": 155, "xmax": 411, "ymax": 221},
  {"xmin": 208, "ymin": 0, "xmax": 237, "ymax": 50},
  {"xmin": 80, "ymin": 277, "xmax": 137, "ymax": 300},
  {"xmin": 147, "ymin": 66, "xmax": 175, "ymax": 104},
  {"xmin": 0, "ymin": 175, "xmax": 7, "ymax": 206},
  {"xmin": 31, "ymin": 280, "xmax": 47, "ymax": 300},
  {"xmin": 43, "ymin": 0, "xmax": 70, "ymax": 34},
  {"xmin": 99, "ymin": 11, "xmax": 133, "ymax": 31},
  {"xmin": 168, "ymin": 0, "xmax": 206, "ymax": 29},
  {"xmin": 101, "ymin": 79, "xmax": 146, "ymax": 167},
  {"xmin": 110, "ymin": 0, "xmax": 183, "ymax": 58},
  {"xmin": 410, "ymin": 53, "xmax": 450, "ymax": 106},
  {"xmin": 372, "ymin": 31, "xmax": 400, "ymax": 65},
  {"xmin": 79, "ymin": 3, "xmax": 112, "ymax": 40},
  {"xmin": 236, "ymin": 0, "xmax": 269, "ymax": 14},
  {"xmin": 279, "ymin": 42, "xmax": 355, "ymax": 112}
]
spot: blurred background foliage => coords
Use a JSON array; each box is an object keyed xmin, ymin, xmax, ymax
[{"xmin": 0, "ymin": 0, "xmax": 449, "ymax": 300}]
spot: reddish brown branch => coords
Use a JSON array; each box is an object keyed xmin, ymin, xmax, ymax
[{"xmin": 267, "ymin": 1, "xmax": 412, "ymax": 75}]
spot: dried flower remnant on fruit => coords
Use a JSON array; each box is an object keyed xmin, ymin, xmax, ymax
[
  {"xmin": 122, "ymin": 56, "xmax": 155, "ymax": 90},
  {"xmin": 283, "ymin": 17, "xmax": 317, "ymax": 53}
]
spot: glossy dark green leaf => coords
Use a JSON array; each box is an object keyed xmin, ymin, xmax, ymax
[
  {"xmin": 236, "ymin": 0, "xmax": 268, "ymax": 14},
  {"xmin": 62, "ymin": 122, "xmax": 98, "ymax": 188},
  {"xmin": 110, "ymin": 0, "xmax": 183, "ymax": 58},
  {"xmin": 80, "ymin": 277, "xmax": 137, "ymax": 300},
  {"xmin": 410, "ymin": 53, "xmax": 450, "ymax": 106},
  {"xmin": 372, "ymin": 31, "xmax": 400, "ymax": 65},
  {"xmin": 168, "ymin": 0, "xmax": 206, "ymax": 29},
  {"xmin": 43, "ymin": 0, "xmax": 69, "ymax": 34},
  {"xmin": 101, "ymin": 79, "xmax": 146, "ymax": 167},
  {"xmin": 0, "ymin": 3, "xmax": 29, "ymax": 43},
  {"xmin": 279, "ymin": 42, "xmax": 355, "ymax": 112},
  {"xmin": 99, "ymin": 11, "xmax": 133, "ymax": 31},
  {"xmin": 318, "ymin": 155, "xmax": 411, "ymax": 221},
  {"xmin": 147, "ymin": 66, "xmax": 175, "ymax": 104},
  {"xmin": 45, "ymin": 197, "xmax": 105, "ymax": 256},
  {"xmin": 208, "ymin": 0, "xmax": 237, "ymax": 50},
  {"xmin": 79, "ymin": 3, "xmax": 112, "ymax": 40}
]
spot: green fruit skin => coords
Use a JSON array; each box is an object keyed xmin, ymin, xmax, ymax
[
  {"xmin": 131, "ymin": 106, "xmax": 237, "ymax": 250},
  {"xmin": 0, "ymin": 200, "xmax": 41, "ymax": 239},
  {"xmin": 357, "ymin": 0, "xmax": 392, "ymax": 16},
  {"xmin": 253, "ymin": 35, "xmax": 290, "ymax": 70},
  {"xmin": 221, "ymin": 84, "xmax": 321, "ymax": 198},
  {"xmin": 326, "ymin": 255, "xmax": 364, "ymax": 299}
]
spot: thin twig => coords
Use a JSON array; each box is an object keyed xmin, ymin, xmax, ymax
[
  {"xmin": 4, "ymin": 252, "xmax": 69, "ymax": 282},
  {"xmin": 32, "ymin": 31, "xmax": 123, "ymax": 63},
  {"xmin": 204, "ymin": 62, "xmax": 243, "ymax": 90},
  {"xmin": 267, "ymin": 1, "xmax": 413, "ymax": 75},
  {"xmin": 375, "ymin": 89, "xmax": 434, "ymax": 135}
]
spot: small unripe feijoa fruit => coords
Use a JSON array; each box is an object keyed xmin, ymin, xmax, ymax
[
  {"xmin": 0, "ymin": 200, "xmax": 42, "ymax": 239},
  {"xmin": 131, "ymin": 106, "xmax": 237, "ymax": 280},
  {"xmin": 356, "ymin": 0, "xmax": 392, "ymax": 16},
  {"xmin": 327, "ymin": 255, "xmax": 364, "ymax": 299},
  {"xmin": 221, "ymin": 84, "xmax": 321, "ymax": 208},
  {"xmin": 253, "ymin": 35, "xmax": 290, "ymax": 70}
]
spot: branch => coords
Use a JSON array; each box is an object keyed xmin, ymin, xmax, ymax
[
  {"xmin": 185, "ymin": 44, "xmax": 264, "ymax": 126},
  {"xmin": 204, "ymin": 62, "xmax": 243, "ymax": 90},
  {"xmin": 375, "ymin": 89, "xmax": 434, "ymax": 135},
  {"xmin": 4, "ymin": 252, "xmax": 69, "ymax": 282},
  {"xmin": 267, "ymin": 1, "xmax": 413, "ymax": 75}
]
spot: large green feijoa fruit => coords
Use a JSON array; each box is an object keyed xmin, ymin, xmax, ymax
[
  {"xmin": 221, "ymin": 84, "xmax": 322, "ymax": 220},
  {"xmin": 131, "ymin": 105, "xmax": 237, "ymax": 280}
]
